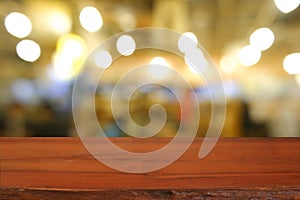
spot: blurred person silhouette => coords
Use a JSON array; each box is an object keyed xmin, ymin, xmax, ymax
[
  {"xmin": 4, "ymin": 102, "xmax": 27, "ymax": 137},
  {"xmin": 241, "ymin": 101, "xmax": 268, "ymax": 137},
  {"xmin": 27, "ymin": 102, "xmax": 70, "ymax": 137}
]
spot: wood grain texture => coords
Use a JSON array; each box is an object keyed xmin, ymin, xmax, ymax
[
  {"xmin": 1, "ymin": 138, "xmax": 300, "ymax": 199},
  {"xmin": 1, "ymin": 188, "xmax": 300, "ymax": 200}
]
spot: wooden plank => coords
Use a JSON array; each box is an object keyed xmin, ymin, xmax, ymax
[
  {"xmin": 1, "ymin": 138, "xmax": 300, "ymax": 199},
  {"xmin": 1, "ymin": 188, "xmax": 300, "ymax": 200}
]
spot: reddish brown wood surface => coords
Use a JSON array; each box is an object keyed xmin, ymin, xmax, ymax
[
  {"xmin": 1, "ymin": 138, "xmax": 300, "ymax": 199},
  {"xmin": 1, "ymin": 188, "xmax": 300, "ymax": 200}
]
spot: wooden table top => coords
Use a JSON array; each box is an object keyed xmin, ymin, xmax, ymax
[{"xmin": 1, "ymin": 137, "xmax": 300, "ymax": 199}]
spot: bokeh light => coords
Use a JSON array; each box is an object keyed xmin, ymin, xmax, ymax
[
  {"xmin": 79, "ymin": 6, "xmax": 103, "ymax": 33},
  {"xmin": 295, "ymin": 74, "xmax": 300, "ymax": 86},
  {"xmin": 274, "ymin": 0, "xmax": 300, "ymax": 13},
  {"xmin": 178, "ymin": 32, "xmax": 198, "ymax": 53},
  {"xmin": 148, "ymin": 57, "xmax": 171, "ymax": 79},
  {"xmin": 115, "ymin": 8, "xmax": 136, "ymax": 31},
  {"xmin": 94, "ymin": 50, "xmax": 112, "ymax": 69},
  {"xmin": 250, "ymin": 28, "xmax": 275, "ymax": 51},
  {"xmin": 4, "ymin": 12, "xmax": 32, "ymax": 38},
  {"xmin": 16, "ymin": 40, "xmax": 41, "ymax": 62},
  {"xmin": 219, "ymin": 54, "xmax": 239, "ymax": 74},
  {"xmin": 52, "ymin": 34, "xmax": 87, "ymax": 80},
  {"xmin": 238, "ymin": 45, "xmax": 261, "ymax": 67},
  {"xmin": 283, "ymin": 53, "xmax": 300, "ymax": 74},
  {"xmin": 57, "ymin": 34, "xmax": 87, "ymax": 59},
  {"xmin": 116, "ymin": 35, "xmax": 136, "ymax": 56},
  {"xmin": 45, "ymin": 11, "xmax": 72, "ymax": 35}
]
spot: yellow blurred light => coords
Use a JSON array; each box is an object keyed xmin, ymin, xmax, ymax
[
  {"xmin": 4, "ymin": 12, "xmax": 32, "ymax": 38},
  {"xmin": 150, "ymin": 57, "xmax": 168, "ymax": 66},
  {"xmin": 79, "ymin": 6, "xmax": 103, "ymax": 33},
  {"xmin": 52, "ymin": 51, "xmax": 74, "ymax": 80},
  {"xmin": 283, "ymin": 53, "xmax": 300, "ymax": 74},
  {"xmin": 238, "ymin": 45, "xmax": 261, "ymax": 67},
  {"xmin": 250, "ymin": 28, "xmax": 275, "ymax": 51},
  {"xmin": 274, "ymin": 0, "xmax": 300, "ymax": 13},
  {"xmin": 16, "ymin": 40, "xmax": 41, "ymax": 62},
  {"xmin": 52, "ymin": 34, "xmax": 87, "ymax": 80},
  {"xmin": 295, "ymin": 74, "xmax": 300, "ymax": 86},
  {"xmin": 148, "ymin": 57, "xmax": 171, "ymax": 79},
  {"xmin": 220, "ymin": 54, "xmax": 239, "ymax": 74},
  {"xmin": 116, "ymin": 9, "xmax": 136, "ymax": 31},
  {"xmin": 47, "ymin": 11, "xmax": 72, "ymax": 35},
  {"xmin": 26, "ymin": 1, "xmax": 72, "ymax": 36},
  {"xmin": 57, "ymin": 34, "xmax": 87, "ymax": 59}
]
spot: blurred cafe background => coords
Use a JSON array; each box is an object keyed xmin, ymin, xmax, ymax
[{"xmin": 0, "ymin": 0, "xmax": 300, "ymax": 137}]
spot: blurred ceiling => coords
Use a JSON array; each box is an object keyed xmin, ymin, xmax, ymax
[{"xmin": 0, "ymin": 0, "xmax": 300, "ymax": 82}]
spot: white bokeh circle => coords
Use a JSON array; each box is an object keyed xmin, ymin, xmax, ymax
[
  {"xmin": 94, "ymin": 50, "xmax": 112, "ymax": 68},
  {"xmin": 116, "ymin": 35, "xmax": 136, "ymax": 56}
]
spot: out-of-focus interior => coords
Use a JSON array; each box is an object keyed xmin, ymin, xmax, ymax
[{"xmin": 0, "ymin": 0, "xmax": 299, "ymax": 137}]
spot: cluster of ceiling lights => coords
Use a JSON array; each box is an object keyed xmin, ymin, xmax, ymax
[
  {"xmin": 3, "ymin": 5, "xmax": 140, "ymax": 81},
  {"xmin": 3, "ymin": 2, "xmax": 300, "ymax": 83},
  {"xmin": 238, "ymin": 27, "xmax": 275, "ymax": 67},
  {"xmin": 146, "ymin": 32, "xmax": 205, "ymax": 79},
  {"xmin": 274, "ymin": 0, "xmax": 300, "ymax": 84},
  {"xmin": 50, "ymin": 6, "xmax": 104, "ymax": 81},
  {"xmin": 2, "ymin": 5, "xmax": 214, "ymax": 82},
  {"xmin": 3, "ymin": 6, "xmax": 105, "ymax": 81},
  {"xmin": 237, "ymin": 0, "xmax": 300, "ymax": 69},
  {"xmin": 4, "ymin": 12, "xmax": 41, "ymax": 62},
  {"xmin": 221, "ymin": 0, "xmax": 300, "ymax": 84}
]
